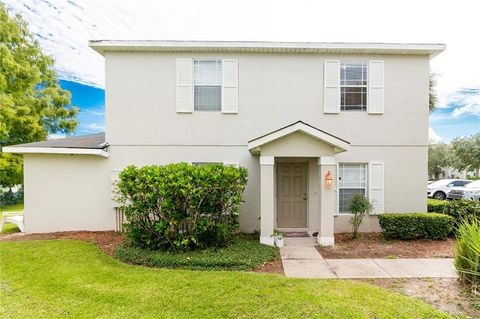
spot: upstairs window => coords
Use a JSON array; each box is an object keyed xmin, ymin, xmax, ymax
[
  {"xmin": 194, "ymin": 60, "xmax": 222, "ymax": 111},
  {"xmin": 340, "ymin": 61, "xmax": 368, "ymax": 111}
]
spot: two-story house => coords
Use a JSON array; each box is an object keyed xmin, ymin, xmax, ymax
[{"xmin": 4, "ymin": 41, "xmax": 445, "ymax": 246}]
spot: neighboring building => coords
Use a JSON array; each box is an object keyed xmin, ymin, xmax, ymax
[
  {"xmin": 3, "ymin": 41, "xmax": 445, "ymax": 246},
  {"xmin": 430, "ymin": 167, "xmax": 476, "ymax": 180}
]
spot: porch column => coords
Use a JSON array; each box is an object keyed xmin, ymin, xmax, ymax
[
  {"xmin": 318, "ymin": 156, "xmax": 336, "ymax": 246},
  {"xmin": 260, "ymin": 156, "xmax": 275, "ymax": 245}
]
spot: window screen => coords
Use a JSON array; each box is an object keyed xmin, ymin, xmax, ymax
[
  {"xmin": 338, "ymin": 163, "xmax": 368, "ymax": 213},
  {"xmin": 194, "ymin": 60, "xmax": 222, "ymax": 111},
  {"xmin": 340, "ymin": 61, "xmax": 368, "ymax": 111}
]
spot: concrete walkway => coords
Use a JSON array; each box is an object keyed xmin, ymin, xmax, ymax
[{"xmin": 280, "ymin": 237, "xmax": 457, "ymax": 279}]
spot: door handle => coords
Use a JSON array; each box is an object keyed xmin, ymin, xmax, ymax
[{"xmin": 303, "ymin": 193, "xmax": 307, "ymax": 200}]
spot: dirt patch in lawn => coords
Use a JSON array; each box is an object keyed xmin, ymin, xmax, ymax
[
  {"xmin": 0, "ymin": 231, "xmax": 125, "ymax": 256},
  {"xmin": 318, "ymin": 233, "xmax": 456, "ymax": 259},
  {"xmin": 363, "ymin": 278, "xmax": 480, "ymax": 318},
  {"xmin": 251, "ymin": 258, "xmax": 284, "ymax": 275}
]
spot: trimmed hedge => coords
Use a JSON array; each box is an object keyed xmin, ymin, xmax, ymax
[
  {"xmin": 115, "ymin": 234, "xmax": 278, "ymax": 271},
  {"xmin": 378, "ymin": 213, "xmax": 454, "ymax": 240},
  {"xmin": 427, "ymin": 199, "xmax": 448, "ymax": 213},
  {"xmin": 427, "ymin": 199, "xmax": 480, "ymax": 225}
]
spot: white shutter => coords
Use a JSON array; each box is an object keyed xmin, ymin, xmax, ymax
[
  {"xmin": 324, "ymin": 60, "xmax": 340, "ymax": 114},
  {"xmin": 176, "ymin": 59, "xmax": 193, "ymax": 113},
  {"xmin": 369, "ymin": 162, "xmax": 384, "ymax": 214},
  {"xmin": 222, "ymin": 59, "xmax": 238, "ymax": 113},
  {"xmin": 368, "ymin": 61, "xmax": 384, "ymax": 114}
]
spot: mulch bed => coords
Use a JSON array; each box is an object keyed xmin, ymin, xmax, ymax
[
  {"xmin": 251, "ymin": 259, "xmax": 284, "ymax": 274},
  {"xmin": 317, "ymin": 233, "xmax": 456, "ymax": 259}
]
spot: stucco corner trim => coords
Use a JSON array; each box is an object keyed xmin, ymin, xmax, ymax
[
  {"xmin": 260, "ymin": 236, "xmax": 275, "ymax": 246},
  {"xmin": 2, "ymin": 146, "xmax": 109, "ymax": 158},
  {"xmin": 318, "ymin": 156, "xmax": 336, "ymax": 165},
  {"xmin": 317, "ymin": 236, "xmax": 335, "ymax": 247},
  {"xmin": 260, "ymin": 156, "xmax": 275, "ymax": 166}
]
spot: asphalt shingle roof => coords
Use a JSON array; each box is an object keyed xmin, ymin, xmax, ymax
[{"xmin": 8, "ymin": 133, "xmax": 107, "ymax": 149}]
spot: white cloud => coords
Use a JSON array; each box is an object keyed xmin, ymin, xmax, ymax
[
  {"xmin": 429, "ymin": 128, "xmax": 442, "ymax": 144},
  {"xmin": 4, "ymin": 0, "xmax": 480, "ymax": 106},
  {"xmin": 48, "ymin": 133, "xmax": 66, "ymax": 140},
  {"xmin": 452, "ymin": 91, "xmax": 480, "ymax": 117},
  {"xmin": 84, "ymin": 122, "xmax": 105, "ymax": 132}
]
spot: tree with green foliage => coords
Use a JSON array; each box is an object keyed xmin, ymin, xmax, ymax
[
  {"xmin": 428, "ymin": 142, "xmax": 453, "ymax": 180},
  {"xmin": 451, "ymin": 133, "xmax": 480, "ymax": 177},
  {"xmin": 0, "ymin": 4, "xmax": 78, "ymax": 188}
]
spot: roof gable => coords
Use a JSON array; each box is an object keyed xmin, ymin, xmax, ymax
[{"xmin": 248, "ymin": 121, "xmax": 350, "ymax": 155}]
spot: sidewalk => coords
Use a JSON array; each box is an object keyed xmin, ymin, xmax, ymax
[{"xmin": 280, "ymin": 237, "xmax": 457, "ymax": 279}]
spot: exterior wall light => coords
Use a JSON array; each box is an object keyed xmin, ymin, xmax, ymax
[{"xmin": 325, "ymin": 171, "xmax": 334, "ymax": 188}]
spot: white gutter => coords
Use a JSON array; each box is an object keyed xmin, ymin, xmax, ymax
[{"xmin": 2, "ymin": 146, "xmax": 109, "ymax": 158}]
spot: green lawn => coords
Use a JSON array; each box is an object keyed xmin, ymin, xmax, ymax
[
  {"xmin": 0, "ymin": 203, "xmax": 23, "ymax": 234},
  {"xmin": 0, "ymin": 240, "xmax": 451, "ymax": 318}
]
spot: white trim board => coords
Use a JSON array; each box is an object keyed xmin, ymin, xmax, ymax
[
  {"xmin": 90, "ymin": 40, "xmax": 445, "ymax": 58},
  {"xmin": 2, "ymin": 146, "xmax": 109, "ymax": 158}
]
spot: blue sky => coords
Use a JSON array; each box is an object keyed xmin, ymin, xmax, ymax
[
  {"xmin": 5, "ymin": 0, "xmax": 479, "ymax": 142},
  {"xmin": 59, "ymin": 80, "xmax": 105, "ymax": 136}
]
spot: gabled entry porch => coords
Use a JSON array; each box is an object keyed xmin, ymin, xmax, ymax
[{"xmin": 248, "ymin": 121, "xmax": 350, "ymax": 247}]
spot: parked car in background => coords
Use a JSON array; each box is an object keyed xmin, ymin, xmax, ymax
[
  {"xmin": 447, "ymin": 180, "xmax": 480, "ymax": 201},
  {"xmin": 427, "ymin": 179, "xmax": 471, "ymax": 200}
]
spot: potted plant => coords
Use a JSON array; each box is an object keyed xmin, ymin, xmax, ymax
[{"xmin": 271, "ymin": 229, "xmax": 284, "ymax": 247}]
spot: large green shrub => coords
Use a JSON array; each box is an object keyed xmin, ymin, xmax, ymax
[
  {"xmin": 117, "ymin": 163, "xmax": 248, "ymax": 251},
  {"xmin": 454, "ymin": 218, "xmax": 480, "ymax": 292},
  {"xmin": 427, "ymin": 199, "xmax": 480, "ymax": 226},
  {"xmin": 378, "ymin": 213, "xmax": 454, "ymax": 240}
]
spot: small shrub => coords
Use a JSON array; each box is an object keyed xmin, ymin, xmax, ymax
[
  {"xmin": 378, "ymin": 213, "xmax": 454, "ymax": 240},
  {"xmin": 0, "ymin": 186, "xmax": 23, "ymax": 207},
  {"xmin": 454, "ymin": 218, "xmax": 480, "ymax": 293},
  {"xmin": 117, "ymin": 163, "xmax": 248, "ymax": 251},
  {"xmin": 348, "ymin": 194, "xmax": 374, "ymax": 239},
  {"xmin": 115, "ymin": 234, "xmax": 278, "ymax": 271}
]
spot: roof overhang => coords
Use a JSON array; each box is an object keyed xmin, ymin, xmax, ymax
[
  {"xmin": 248, "ymin": 121, "xmax": 350, "ymax": 155},
  {"xmin": 89, "ymin": 40, "xmax": 445, "ymax": 58},
  {"xmin": 2, "ymin": 146, "xmax": 109, "ymax": 158}
]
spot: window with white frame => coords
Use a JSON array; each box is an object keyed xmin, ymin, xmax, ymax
[
  {"xmin": 338, "ymin": 163, "xmax": 368, "ymax": 213},
  {"xmin": 340, "ymin": 61, "xmax": 368, "ymax": 111},
  {"xmin": 194, "ymin": 60, "xmax": 222, "ymax": 111}
]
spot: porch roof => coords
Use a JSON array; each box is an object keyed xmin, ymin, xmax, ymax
[{"xmin": 248, "ymin": 121, "xmax": 350, "ymax": 155}]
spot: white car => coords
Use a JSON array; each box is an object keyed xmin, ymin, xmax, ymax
[
  {"xmin": 447, "ymin": 180, "xmax": 480, "ymax": 201},
  {"xmin": 427, "ymin": 179, "xmax": 471, "ymax": 200}
]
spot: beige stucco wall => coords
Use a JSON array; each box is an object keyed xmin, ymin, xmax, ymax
[
  {"xmin": 105, "ymin": 51, "xmax": 429, "ymax": 147},
  {"xmin": 23, "ymin": 154, "xmax": 114, "ymax": 233},
  {"xmin": 21, "ymin": 50, "xmax": 430, "ymax": 234}
]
